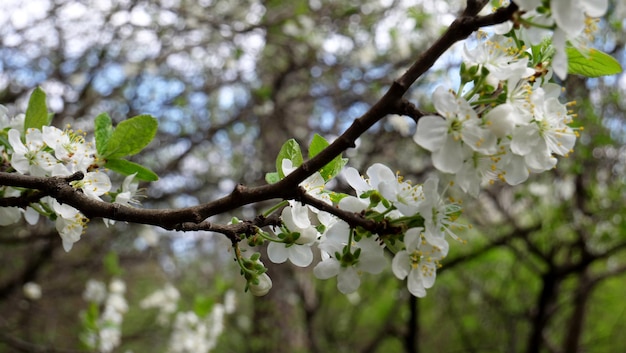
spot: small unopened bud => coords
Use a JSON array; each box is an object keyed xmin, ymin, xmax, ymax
[
  {"xmin": 249, "ymin": 273, "xmax": 272, "ymax": 296},
  {"xmin": 23, "ymin": 282, "xmax": 42, "ymax": 300}
]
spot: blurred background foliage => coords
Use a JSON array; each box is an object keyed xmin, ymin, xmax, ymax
[{"xmin": 0, "ymin": 0, "xmax": 625, "ymax": 352}]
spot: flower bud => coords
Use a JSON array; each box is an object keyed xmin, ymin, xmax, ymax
[
  {"xmin": 23, "ymin": 282, "xmax": 42, "ymax": 300},
  {"xmin": 249, "ymin": 273, "xmax": 272, "ymax": 296}
]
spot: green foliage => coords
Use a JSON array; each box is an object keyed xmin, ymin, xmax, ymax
[
  {"xmin": 104, "ymin": 251, "xmax": 123, "ymax": 277},
  {"xmin": 79, "ymin": 302, "xmax": 100, "ymax": 350},
  {"xmin": 104, "ymin": 158, "xmax": 159, "ymax": 181},
  {"xmin": 265, "ymin": 172, "xmax": 280, "ymax": 184},
  {"xmin": 567, "ymin": 47, "xmax": 623, "ymax": 77},
  {"xmin": 94, "ymin": 113, "xmax": 114, "ymax": 156},
  {"xmin": 266, "ymin": 135, "xmax": 347, "ymax": 184},
  {"xmin": 24, "ymin": 87, "xmax": 50, "ymax": 132},
  {"xmin": 95, "ymin": 114, "xmax": 159, "ymax": 181},
  {"xmin": 193, "ymin": 295, "xmax": 215, "ymax": 318},
  {"xmin": 275, "ymin": 138, "xmax": 303, "ymax": 179},
  {"xmin": 97, "ymin": 114, "xmax": 158, "ymax": 159},
  {"xmin": 308, "ymin": 134, "xmax": 348, "ymax": 181}
]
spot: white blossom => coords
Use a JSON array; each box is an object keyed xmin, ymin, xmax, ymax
[
  {"xmin": 23, "ymin": 282, "xmax": 42, "ymax": 300},
  {"xmin": 414, "ymin": 87, "xmax": 496, "ymax": 173},
  {"xmin": 392, "ymin": 228, "xmax": 444, "ymax": 297},
  {"xmin": 83, "ymin": 279, "xmax": 107, "ymax": 304},
  {"xmin": 140, "ymin": 283, "xmax": 180, "ymax": 325},
  {"xmin": 314, "ymin": 220, "xmax": 386, "ymax": 294},
  {"xmin": 248, "ymin": 273, "xmax": 272, "ymax": 296}
]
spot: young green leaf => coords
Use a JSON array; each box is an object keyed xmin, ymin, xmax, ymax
[
  {"xmin": 308, "ymin": 133, "xmax": 329, "ymax": 159},
  {"xmin": 99, "ymin": 114, "xmax": 158, "ymax": 159},
  {"xmin": 24, "ymin": 87, "xmax": 49, "ymax": 131},
  {"xmin": 265, "ymin": 172, "xmax": 280, "ymax": 184},
  {"xmin": 103, "ymin": 251, "xmax": 123, "ymax": 277},
  {"xmin": 321, "ymin": 156, "xmax": 348, "ymax": 181},
  {"xmin": 82, "ymin": 302, "xmax": 100, "ymax": 329},
  {"xmin": 276, "ymin": 139, "xmax": 303, "ymax": 178},
  {"xmin": 104, "ymin": 158, "xmax": 159, "ymax": 181},
  {"xmin": 94, "ymin": 112, "xmax": 114, "ymax": 156},
  {"xmin": 567, "ymin": 47, "xmax": 623, "ymax": 78},
  {"xmin": 329, "ymin": 192, "xmax": 349, "ymax": 204},
  {"xmin": 193, "ymin": 295, "xmax": 215, "ymax": 318},
  {"xmin": 0, "ymin": 134, "xmax": 10, "ymax": 150},
  {"xmin": 308, "ymin": 133, "xmax": 348, "ymax": 181}
]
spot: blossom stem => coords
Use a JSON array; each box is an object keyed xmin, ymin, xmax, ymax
[
  {"xmin": 263, "ymin": 200, "xmax": 288, "ymax": 218},
  {"xmin": 257, "ymin": 229, "xmax": 282, "ymax": 243},
  {"xmin": 463, "ymin": 75, "xmax": 488, "ymax": 101},
  {"xmin": 233, "ymin": 244, "xmax": 247, "ymax": 273},
  {"xmin": 518, "ymin": 17, "xmax": 555, "ymax": 31},
  {"xmin": 471, "ymin": 97, "xmax": 500, "ymax": 106}
]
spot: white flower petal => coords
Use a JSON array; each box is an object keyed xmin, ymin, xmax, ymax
[
  {"xmin": 343, "ymin": 167, "xmax": 370, "ymax": 195},
  {"xmin": 249, "ymin": 273, "xmax": 272, "ymax": 296},
  {"xmin": 284, "ymin": 203, "xmax": 310, "ymax": 229},
  {"xmin": 281, "ymin": 159, "xmax": 296, "ymax": 176},
  {"xmin": 313, "ymin": 258, "xmax": 340, "ymax": 279},
  {"xmin": 431, "ymin": 136, "xmax": 464, "ymax": 173},
  {"xmin": 551, "ymin": 29, "xmax": 568, "ymax": 80},
  {"xmin": 366, "ymin": 163, "xmax": 396, "ymax": 189},
  {"xmin": 392, "ymin": 250, "xmax": 410, "ymax": 280},
  {"xmin": 289, "ymin": 245, "xmax": 313, "ymax": 267},
  {"xmin": 432, "ymin": 86, "xmax": 458, "ymax": 118},
  {"xmin": 404, "ymin": 228, "xmax": 422, "ymax": 251},
  {"xmin": 407, "ymin": 270, "xmax": 427, "ymax": 297},
  {"xmin": 462, "ymin": 123, "xmax": 498, "ymax": 155},
  {"xmin": 502, "ymin": 154, "xmax": 530, "ymax": 185},
  {"xmin": 338, "ymin": 196, "xmax": 368, "ymax": 213},
  {"xmin": 414, "ymin": 115, "xmax": 448, "ymax": 152},
  {"xmin": 423, "ymin": 226, "xmax": 449, "ymax": 257},
  {"xmin": 525, "ymin": 149, "xmax": 557, "ymax": 172},
  {"xmin": 421, "ymin": 263, "xmax": 437, "ymax": 289},
  {"xmin": 511, "ymin": 124, "xmax": 539, "ymax": 156},
  {"xmin": 267, "ymin": 242, "xmax": 289, "ymax": 264},
  {"xmin": 0, "ymin": 207, "xmax": 21, "ymax": 226},
  {"xmin": 337, "ymin": 267, "xmax": 360, "ymax": 294},
  {"xmin": 552, "ymin": 0, "xmax": 585, "ymax": 36},
  {"xmin": 485, "ymin": 103, "xmax": 516, "ymax": 138},
  {"xmin": 514, "ymin": 0, "xmax": 541, "ymax": 11},
  {"xmin": 582, "ymin": 0, "xmax": 608, "ymax": 17}
]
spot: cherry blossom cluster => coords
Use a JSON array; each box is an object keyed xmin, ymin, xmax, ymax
[
  {"xmin": 240, "ymin": 161, "xmax": 464, "ymax": 298},
  {"xmin": 81, "ymin": 279, "xmax": 128, "ymax": 353},
  {"xmin": 239, "ymin": 0, "xmax": 612, "ymax": 297},
  {"xmin": 495, "ymin": 0, "xmax": 608, "ymax": 79},
  {"xmin": 0, "ymin": 108, "xmax": 140, "ymax": 251},
  {"xmin": 140, "ymin": 284, "xmax": 236, "ymax": 353},
  {"xmin": 415, "ymin": 30, "xmax": 581, "ymax": 196},
  {"xmin": 0, "ymin": 0, "xmax": 616, "ymax": 301}
]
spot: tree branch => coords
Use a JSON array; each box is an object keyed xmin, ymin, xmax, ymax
[{"xmin": 0, "ymin": 2, "xmax": 519, "ymax": 238}]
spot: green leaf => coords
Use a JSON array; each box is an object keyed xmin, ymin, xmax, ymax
[
  {"xmin": 82, "ymin": 302, "xmax": 100, "ymax": 328},
  {"xmin": 276, "ymin": 139, "xmax": 303, "ymax": 179},
  {"xmin": 99, "ymin": 114, "xmax": 158, "ymax": 158},
  {"xmin": 308, "ymin": 133, "xmax": 329, "ymax": 159},
  {"xmin": 0, "ymin": 134, "xmax": 10, "ymax": 150},
  {"xmin": 323, "ymin": 157, "xmax": 348, "ymax": 181},
  {"xmin": 104, "ymin": 158, "xmax": 159, "ymax": 181},
  {"xmin": 265, "ymin": 171, "xmax": 280, "ymax": 184},
  {"xmin": 329, "ymin": 192, "xmax": 349, "ymax": 204},
  {"xmin": 103, "ymin": 251, "xmax": 123, "ymax": 276},
  {"xmin": 94, "ymin": 113, "xmax": 114, "ymax": 156},
  {"xmin": 567, "ymin": 47, "xmax": 623, "ymax": 77},
  {"xmin": 24, "ymin": 87, "xmax": 49, "ymax": 131},
  {"xmin": 308, "ymin": 134, "xmax": 347, "ymax": 181},
  {"xmin": 193, "ymin": 296, "xmax": 215, "ymax": 318}
]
